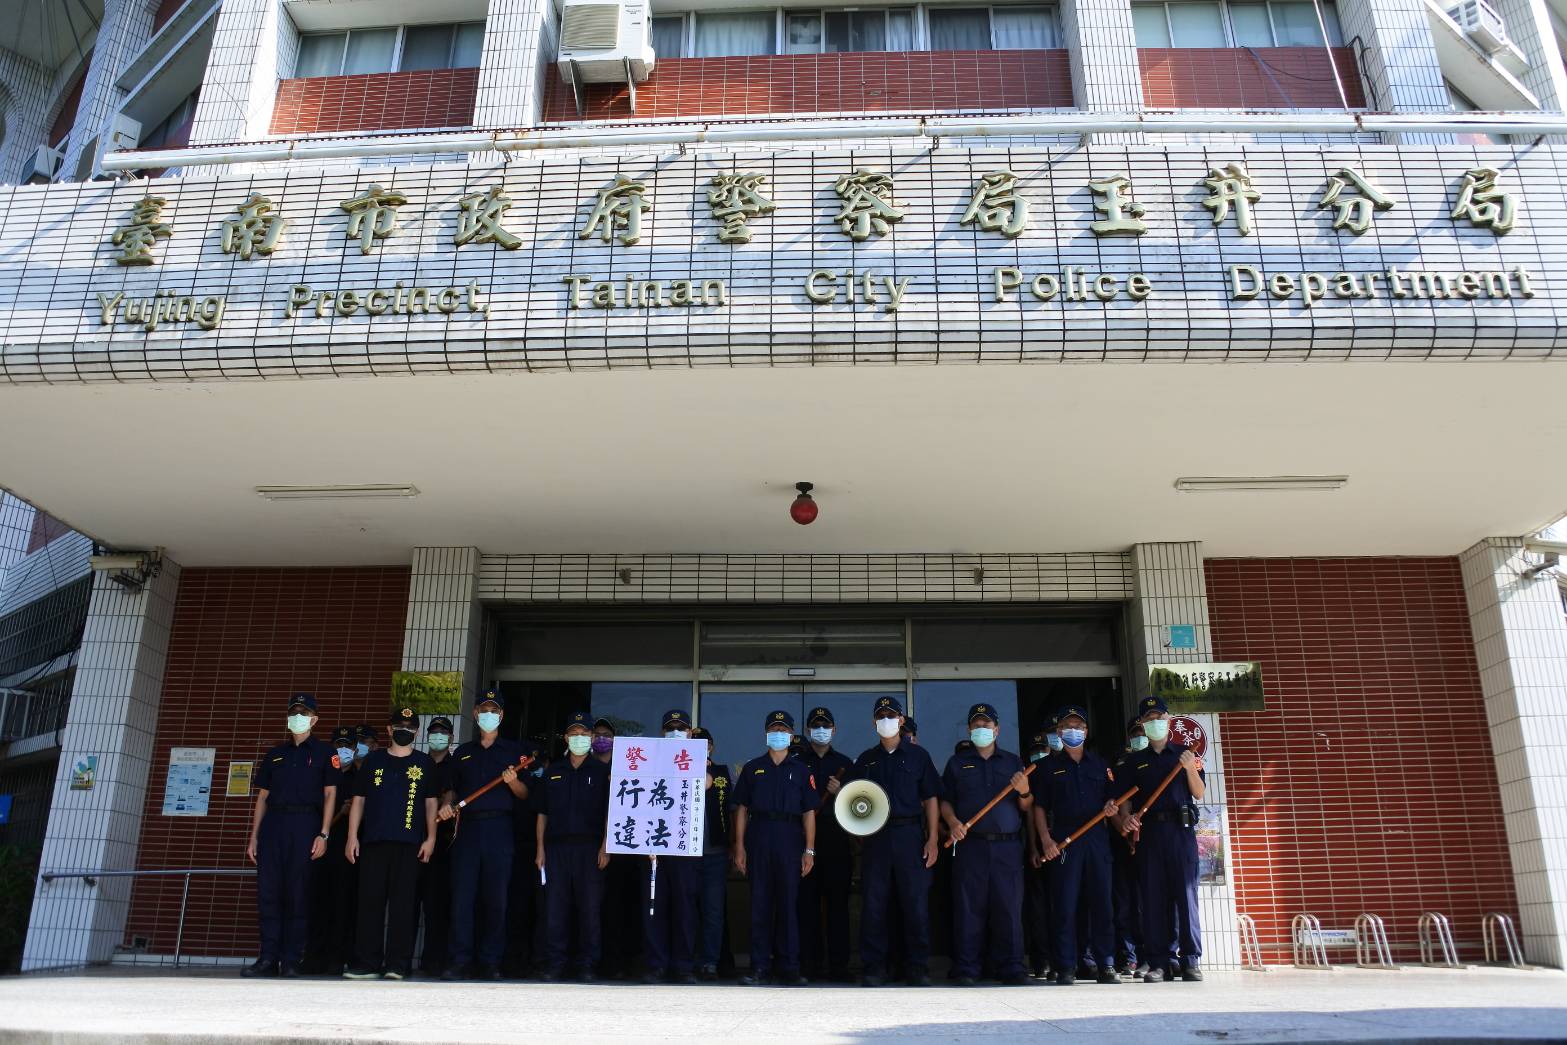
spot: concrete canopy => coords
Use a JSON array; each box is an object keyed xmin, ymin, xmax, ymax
[{"xmin": 0, "ymin": 361, "xmax": 1563, "ymax": 566}]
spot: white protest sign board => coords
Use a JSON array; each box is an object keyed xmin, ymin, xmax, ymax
[{"xmin": 606, "ymin": 737, "xmax": 707, "ymax": 858}]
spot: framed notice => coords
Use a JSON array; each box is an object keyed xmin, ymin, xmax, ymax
[
  {"xmin": 1149, "ymin": 662, "xmax": 1265, "ymax": 713},
  {"xmin": 226, "ymin": 761, "xmax": 253, "ymax": 797},
  {"xmin": 161, "ymin": 747, "xmax": 215, "ymax": 816},
  {"xmin": 69, "ymin": 755, "xmax": 97, "ymax": 791},
  {"xmin": 1197, "ymin": 805, "xmax": 1226, "ymax": 886},
  {"xmin": 606, "ymin": 737, "xmax": 707, "ymax": 858},
  {"xmin": 390, "ymin": 670, "xmax": 462, "ymax": 715}
]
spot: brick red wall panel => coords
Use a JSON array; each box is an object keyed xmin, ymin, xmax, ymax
[
  {"xmin": 151, "ymin": 0, "xmax": 185, "ymax": 34},
  {"xmin": 124, "ymin": 567, "xmax": 410, "ymax": 958},
  {"xmin": 543, "ymin": 50, "xmax": 1073, "ymax": 122},
  {"xmin": 269, "ymin": 68, "xmax": 479, "ymax": 136},
  {"xmin": 1208, "ymin": 557, "xmax": 1517, "ymax": 964},
  {"xmin": 25, "ymin": 511, "xmax": 70, "ymax": 553},
  {"xmin": 48, "ymin": 64, "xmax": 88, "ymax": 148},
  {"xmin": 1140, "ymin": 47, "xmax": 1365, "ymax": 109}
]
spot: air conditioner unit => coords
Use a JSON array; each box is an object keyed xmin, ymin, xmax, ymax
[
  {"xmin": 1446, "ymin": 0, "xmax": 1513, "ymax": 55},
  {"xmin": 27, "ymin": 144, "xmax": 63, "ymax": 183},
  {"xmin": 557, "ymin": 0, "xmax": 654, "ymax": 84},
  {"xmin": 108, "ymin": 113, "xmax": 142, "ymax": 151}
]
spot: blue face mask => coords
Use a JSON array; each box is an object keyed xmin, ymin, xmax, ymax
[
  {"xmin": 970, "ymin": 727, "xmax": 996, "ymax": 748},
  {"xmin": 336, "ymin": 746, "xmax": 355, "ymax": 765},
  {"xmin": 531, "ymin": 765, "xmax": 544, "ymax": 777},
  {"xmin": 354, "ymin": 742, "xmax": 369, "ymax": 759},
  {"xmin": 1029, "ymin": 750, "xmax": 1048, "ymax": 763},
  {"xmin": 428, "ymin": 733, "xmax": 450, "ymax": 752},
  {"xmin": 1060, "ymin": 728, "xmax": 1086, "ymax": 749},
  {"xmin": 476, "ymin": 711, "xmax": 502, "ymax": 733},
  {"xmin": 765, "ymin": 731, "xmax": 791, "ymax": 751},
  {"xmin": 1128, "ymin": 736, "xmax": 1149, "ymax": 752},
  {"xmin": 808, "ymin": 727, "xmax": 833, "ymax": 745},
  {"xmin": 286, "ymin": 714, "xmax": 313, "ymax": 736},
  {"xmin": 1046, "ymin": 734, "xmax": 1063, "ymax": 752}
]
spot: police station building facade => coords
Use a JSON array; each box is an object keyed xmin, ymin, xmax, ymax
[{"xmin": 1, "ymin": 0, "xmax": 1566, "ymax": 977}]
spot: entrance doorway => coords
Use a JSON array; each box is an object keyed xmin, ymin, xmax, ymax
[{"xmin": 696, "ymin": 683, "xmax": 903, "ymax": 774}]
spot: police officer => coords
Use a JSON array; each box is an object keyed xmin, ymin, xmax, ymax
[
  {"xmin": 1033, "ymin": 704, "xmax": 1123, "ymax": 986},
  {"xmin": 343, "ymin": 708, "xmax": 438, "ymax": 980},
  {"xmin": 535, "ymin": 710, "xmax": 611, "ymax": 981},
  {"xmin": 416, "ymin": 716, "xmax": 456, "ymax": 977},
  {"xmin": 1021, "ymin": 727, "xmax": 1055, "ymax": 979},
  {"xmin": 1117, "ymin": 696, "xmax": 1205, "ymax": 983},
  {"xmin": 636, "ymin": 708, "xmax": 704, "ymax": 984},
  {"xmin": 940, "ymin": 702, "xmax": 1032, "ymax": 986},
  {"xmin": 313, "ymin": 723, "xmax": 361, "ymax": 975},
  {"xmin": 853, "ymin": 696, "xmax": 940, "ymax": 987},
  {"xmin": 1111, "ymin": 716, "xmax": 1147, "ymax": 979},
  {"xmin": 436, "ymin": 690, "xmax": 535, "ymax": 980},
  {"xmin": 732, "ymin": 709, "xmax": 817, "ymax": 986},
  {"xmin": 797, "ymin": 706, "xmax": 853, "ymax": 983},
  {"xmin": 690, "ymin": 725, "xmax": 732, "ymax": 980},
  {"xmin": 592, "ymin": 715, "xmax": 640, "ymax": 979},
  {"xmin": 354, "ymin": 724, "xmax": 376, "ymax": 766},
  {"xmin": 244, "ymin": 693, "xmax": 338, "ymax": 978}
]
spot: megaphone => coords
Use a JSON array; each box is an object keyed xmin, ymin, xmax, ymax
[{"xmin": 835, "ymin": 779, "xmax": 890, "ymax": 836}]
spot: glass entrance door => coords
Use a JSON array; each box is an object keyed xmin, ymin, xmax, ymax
[{"xmin": 697, "ymin": 683, "xmax": 906, "ymax": 775}]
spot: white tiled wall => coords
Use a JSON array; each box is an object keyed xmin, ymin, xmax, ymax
[
  {"xmin": 402, "ymin": 546, "xmax": 483, "ymax": 738},
  {"xmin": 1127, "ymin": 541, "xmax": 1240, "ymax": 970},
  {"xmin": 187, "ymin": 0, "xmax": 297, "ymax": 151},
  {"xmin": 0, "ymin": 49, "xmax": 61, "ymax": 186},
  {"xmin": 1460, "ymin": 537, "xmax": 1567, "ymax": 967},
  {"xmin": 59, "ymin": 0, "xmax": 157, "ymax": 180},
  {"xmin": 21, "ymin": 558, "xmax": 182, "ymax": 971},
  {"xmin": 473, "ymin": 0, "xmax": 554, "ymax": 129}
]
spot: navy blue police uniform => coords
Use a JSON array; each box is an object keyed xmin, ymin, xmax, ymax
[
  {"xmin": 1110, "ymin": 716, "xmax": 1145, "ymax": 974},
  {"xmin": 1031, "ymin": 704, "xmax": 1117, "ymax": 981},
  {"xmin": 1021, "ymin": 723, "xmax": 1058, "ymax": 978},
  {"xmin": 693, "ymin": 730, "xmax": 733, "ymax": 975},
  {"xmin": 733, "ymin": 709, "xmax": 818, "ymax": 982},
  {"xmin": 250, "ymin": 694, "xmax": 338, "ymax": 976},
  {"xmin": 415, "ymin": 717, "xmax": 456, "ymax": 976},
  {"xmin": 639, "ymin": 709, "xmax": 705, "ymax": 982},
  {"xmin": 1123, "ymin": 696, "xmax": 1204, "ymax": 979},
  {"xmin": 853, "ymin": 696, "xmax": 942, "ymax": 983},
  {"xmin": 797, "ymin": 706, "xmax": 855, "ymax": 981},
  {"xmin": 941, "ymin": 702, "xmax": 1029, "ymax": 982},
  {"xmin": 536, "ymin": 710, "xmax": 611, "ymax": 978},
  {"xmin": 348, "ymin": 709, "xmax": 437, "ymax": 978},
  {"xmin": 446, "ymin": 692, "xmax": 537, "ymax": 977}
]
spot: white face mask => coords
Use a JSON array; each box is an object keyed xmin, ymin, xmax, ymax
[
  {"xmin": 665, "ymin": 729, "xmax": 689, "ymax": 740},
  {"xmin": 875, "ymin": 717, "xmax": 902, "ymax": 739}
]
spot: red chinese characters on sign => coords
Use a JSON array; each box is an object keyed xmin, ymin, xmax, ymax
[
  {"xmin": 1169, "ymin": 716, "xmax": 1207, "ymax": 758},
  {"xmin": 624, "ymin": 745, "xmax": 647, "ymax": 771},
  {"xmin": 673, "ymin": 748, "xmax": 692, "ymax": 772}
]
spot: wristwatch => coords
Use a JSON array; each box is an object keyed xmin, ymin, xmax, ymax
[
  {"xmin": 317, "ymin": 832, "xmax": 329, "ymax": 840},
  {"xmin": 804, "ymin": 848, "xmax": 816, "ymax": 856}
]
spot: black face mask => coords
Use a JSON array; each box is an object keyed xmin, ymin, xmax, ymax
[{"xmin": 391, "ymin": 729, "xmax": 417, "ymax": 747}]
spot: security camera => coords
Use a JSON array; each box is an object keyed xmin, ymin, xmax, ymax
[{"xmin": 89, "ymin": 553, "xmax": 149, "ymax": 571}]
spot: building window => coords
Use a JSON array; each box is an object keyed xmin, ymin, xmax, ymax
[
  {"xmin": 1132, "ymin": 0, "xmax": 1341, "ymax": 47},
  {"xmin": 138, "ymin": 89, "xmax": 200, "ymax": 149},
  {"xmin": 652, "ymin": 5, "xmax": 1059, "ymax": 58},
  {"xmin": 293, "ymin": 21, "xmax": 485, "ymax": 77}
]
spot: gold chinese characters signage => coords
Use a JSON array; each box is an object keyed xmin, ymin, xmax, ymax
[{"xmin": 91, "ymin": 159, "xmax": 1538, "ymax": 331}]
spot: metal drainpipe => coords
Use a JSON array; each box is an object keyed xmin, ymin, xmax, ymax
[{"xmin": 1312, "ymin": 0, "xmax": 1353, "ymax": 112}]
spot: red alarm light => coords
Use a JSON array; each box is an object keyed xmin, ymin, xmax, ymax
[{"xmin": 790, "ymin": 482, "xmax": 818, "ymax": 525}]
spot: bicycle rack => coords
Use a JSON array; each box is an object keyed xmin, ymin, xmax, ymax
[
  {"xmin": 1237, "ymin": 913, "xmax": 1266, "ymax": 971},
  {"xmin": 1291, "ymin": 913, "xmax": 1331, "ymax": 969},
  {"xmin": 1353, "ymin": 913, "xmax": 1396, "ymax": 970},
  {"xmin": 1483, "ymin": 912, "xmax": 1527, "ymax": 968},
  {"xmin": 1418, "ymin": 912, "xmax": 1461, "ymax": 968}
]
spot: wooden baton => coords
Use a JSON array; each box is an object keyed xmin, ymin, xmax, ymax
[
  {"xmin": 1125, "ymin": 759, "xmax": 1187, "ymax": 855},
  {"xmin": 455, "ymin": 753, "xmax": 535, "ymax": 811},
  {"xmin": 1056, "ymin": 785, "xmax": 1139, "ymax": 858},
  {"xmin": 944, "ymin": 762, "xmax": 1036, "ymax": 848}
]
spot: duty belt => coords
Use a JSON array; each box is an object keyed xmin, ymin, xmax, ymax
[
  {"xmin": 967, "ymin": 831, "xmax": 1021, "ymax": 842},
  {"xmin": 462, "ymin": 809, "xmax": 510, "ymax": 821},
  {"xmin": 1144, "ymin": 808, "xmax": 1197, "ymax": 827},
  {"xmin": 756, "ymin": 812, "xmax": 801, "ymax": 822},
  {"xmin": 886, "ymin": 815, "xmax": 922, "ymax": 826},
  {"xmin": 269, "ymin": 803, "xmax": 321, "ymax": 814}
]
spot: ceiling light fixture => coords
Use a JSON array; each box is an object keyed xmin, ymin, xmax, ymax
[
  {"xmin": 790, "ymin": 481, "xmax": 819, "ymax": 525},
  {"xmin": 256, "ymin": 484, "xmax": 420, "ymax": 501},
  {"xmin": 1174, "ymin": 475, "xmax": 1348, "ymax": 492}
]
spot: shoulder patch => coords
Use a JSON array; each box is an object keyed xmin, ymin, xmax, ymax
[{"xmin": 327, "ymin": 755, "xmax": 339, "ymax": 768}]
